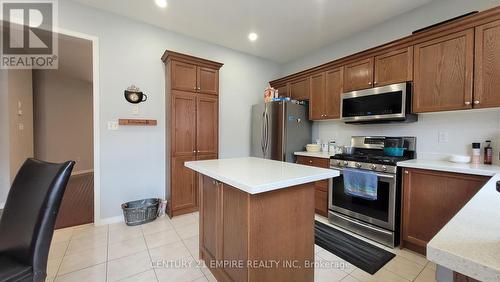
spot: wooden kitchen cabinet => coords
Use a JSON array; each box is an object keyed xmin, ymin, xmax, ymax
[
  {"xmin": 196, "ymin": 94, "xmax": 218, "ymax": 156},
  {"xmin": 290, "ymin": 77, "xmax": 310, "ymax": 100},
  {"xmin": 343, "ymin": 58, "xmax": 374, "ymax": 92},
  {"xmin": 309, "ymin": 68, "xmax": 343, "ymax": 121},
  {"xmin": 325, "ymin": 68, "xmax": 343, "ymax": 119},
  {"xmin": 198, "ymin": 67, "xmax": 219, "ymax": 95},
  {"xmin": 374, "ymin": 47, "xmax": 413, "ymax": 87},
  {"xmin": 199, "ymin": 175, "xmax": 315, "ymax": 282},
  {"xmin": 275, "ymin": 83, "xmax": 289, "ymax": 98},
  {"xmin": 401, "ymin": 168, "xmax": 489, "ymax": 255},
  {"xmin": 296, "ymin": 155, "xmax": 330, "ymax": 216},
  {"xmin": 474, "ymin": 20, "xmax": 500, "ymax": 109},
  {"xmin": 171, "ymin": 60, "xmax": 198, "ymax": 92},
  {"xmin": 171, "ymin": 91, "xmax": 196, "ymax": 157},
  {"xmin": 413, "ymin": 29, "xmax": 474, "ymax": 113},
  {"xmin": 163, "ymin": 50, "xmax": 223, "ymax": 217},
  {"xmin": 171, "ymin": 156, "xmax": 197, "ymax": 213},
  {"xmin": 309, "ymin": 72, "xmax": 326, "ymax": 120}
]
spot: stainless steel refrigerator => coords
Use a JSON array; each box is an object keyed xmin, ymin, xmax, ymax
[{"xmin": 251, "ymin": 101, "xmax": 312, "ymax": 162}]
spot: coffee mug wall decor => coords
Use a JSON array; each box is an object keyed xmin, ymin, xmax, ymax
[{"xmin": 124, "ymin": 85, "xmax": 148, "ymax": 104}]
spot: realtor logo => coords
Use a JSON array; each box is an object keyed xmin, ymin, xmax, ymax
[{"xmin": 1, "ymin": 0, "xmax": 58, "ymax": 69}]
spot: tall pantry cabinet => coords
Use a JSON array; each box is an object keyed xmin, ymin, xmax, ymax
[{"xmin": 162, "ymin": 50, "xmax": 223, "ymax": 218}]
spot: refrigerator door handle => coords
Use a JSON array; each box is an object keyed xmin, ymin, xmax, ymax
[
  {"xmin": 261, "ymin": 110, "xmax": 266, "ymax": 156},
  {"xmin": 265, "ymin": 109, "xmax": 270, "ymax": 157}
]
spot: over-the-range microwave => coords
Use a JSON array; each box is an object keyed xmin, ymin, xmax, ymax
[{"xmin": 340, "ymin": 82, "xmax": 417, "ymax": 124}]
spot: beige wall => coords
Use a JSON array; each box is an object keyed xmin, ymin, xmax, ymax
[
  {"xmin": 8, "ymin": 70, "xmax": 34, "ymax": 183},
  {"xmin": 33, "ymin": 71, "xmax": 93, "ymax": 172}
]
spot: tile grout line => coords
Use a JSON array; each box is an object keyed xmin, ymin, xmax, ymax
[
  {"xmin": 142, "ymin": 226, "xmax": 160, "ymax": 282},
  {"xmin": 412, "ymin": 261, "xmax": 430, "ymax": 282}
]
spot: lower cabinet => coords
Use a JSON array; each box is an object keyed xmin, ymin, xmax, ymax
[
  {"xmin": 170, "ymin": 156, "xmax": 197, "ymax": 215},
  {"xmin": 199, "ymin": 175, "xmax": 315, "ymax": 282},
  {"xmin": 401, "ymin": 168, "xmax": 489, "ymax": 254},
  {"xmin": 296, "ymin": 155, "xmax": 330, "ymax": 216}
]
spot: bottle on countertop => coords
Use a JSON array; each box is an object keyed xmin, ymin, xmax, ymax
[
  {"xmin": 328, "ymin": 141, "xmax": 336, "ymax": 153},
  {"xmin": 472, "ymin": 143, "xmax": 481, "ymax": 165},
  {"xmin": 484, "ymin": 140, "xmax": 493, "ymax": 165}
]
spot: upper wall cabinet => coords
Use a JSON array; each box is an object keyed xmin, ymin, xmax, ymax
[
  {"xmin": 413, "ymin": 29, "xmax": 474, "ymax": 113},
  {"xmin": 276, "ymin": 83, "xmax": 290, "ymax": 98},
  {"xmin": 374, "ymin": 47, "xmax": 413, "ymax": 87},
  {"xmin": 475, "ymin": 20, "xmax": 500, "ymax": 109},
  {"xmin": 172, "ymin": 61, "xmax": 198, "ymax": 92},
  {"xmin": 171, "ymin": 60, "xmax": 219, "ymax": 96},
  {"xmin": 343, "ymin": 58, "xmax": 374, "ymax": 92},
  {"xmin": 290, "ymin": 77, "xmax": 310, "ymax": 100},
  {"xmin": 310, "ymin": 68, "xmax": 343, "ymax": 120}
]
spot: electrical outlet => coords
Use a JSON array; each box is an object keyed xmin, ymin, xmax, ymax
[
  {"xmin": 438, "ymin": 132, "xmax": 449, "ymax": 143},
  {"xmin": 107, "ymin": 121, "xmax": 119, "ymax": 130}
]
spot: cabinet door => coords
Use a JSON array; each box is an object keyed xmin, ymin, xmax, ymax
[
  {"xmin": 475, "ymin": 20, "xmax": 500, "ymax": 109},
  {"xmin": 413, "ymin": 29, "xmax": 474, "ymax": 113},
  {"xmin": 325, "ymin": 67, "xmax": 343, "ymax": 119},
  {"xmin": 402, "ymin": 168, "xmax": 488, "ymax": 254},
  {"xmin": 172, "ymin": 91, "xmax": 196, "ymax": 156},
  {"xmin": 171, "ymin": 61, "xmax": 198, "ymax": 92},
  {"xmin": 343, "ymin": 58, "xmax": 374, "ymax": 92},
  {"xmin": 290, "ymin": 77, "xmax": 310, "ymax": 100},
  {"xmin": 198, "ymin": 67, "xmax": 219, "ymax": 95},
  {"xmin": 196, "ymin": 94, "xmax": 218, "ymax": 156},
  {"xmin": 200, "ymin": 175, "xmax": 220, "ymax": 262},
  {"xmin": 275, "ymin": 83, "xmax": 289, "ymax": 98},
  {"xmin": 309, "ymin": 72, "xmax": 326, "ymax": 120},
  {"xmin": 374, "ymin": 47, "xmax": 413, "ymax": 87},
  {"xmin": 171, "ymin": 156, "xmax": 197, "ymax": 212}
]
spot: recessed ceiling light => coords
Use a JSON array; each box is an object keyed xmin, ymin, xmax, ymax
[
  {"xmin": 155, "ymin": 0, "xmax": 168, "ymax": 8},
  {"xmin": 248, "ymin": 32, "xmax": 258, "ymax": 42}
]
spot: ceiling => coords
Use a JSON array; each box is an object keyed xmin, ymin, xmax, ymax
[{"xmin": 74, "ymin": 0, "xmax": 434, "ymax": 63}]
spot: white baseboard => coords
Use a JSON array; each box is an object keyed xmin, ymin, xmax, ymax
[
  {"xmin": 0, "ymin": 202, "xmax": 5, "ymax": 209},
  {"xmin": 97, "ymin": 215, "xmax": 123, "ymax": 226}
]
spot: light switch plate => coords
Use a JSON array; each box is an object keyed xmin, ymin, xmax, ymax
[
  {"xmin": 132, "ymin": 105, "xmax": 139, "ymax": 115},
  {"xmin": 107, "ymin": 121, "xmax": 119, "ymax": 130},
  {"xmin": 438, "ymin": 132, "xmax": 449, "ymax": 143}
]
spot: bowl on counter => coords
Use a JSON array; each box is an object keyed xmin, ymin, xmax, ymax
[
  {"xmin": 448, "ymin": 155, "xmax": 471, "ymax": 164},
  {"xmin": 306, "ymin": 144, "xmax": 321, "ymax": 152}
]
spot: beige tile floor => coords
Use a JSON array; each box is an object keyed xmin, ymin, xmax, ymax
[{"xmin": 47, "ymin": 212, "xmax": 436, "ymax": 282}]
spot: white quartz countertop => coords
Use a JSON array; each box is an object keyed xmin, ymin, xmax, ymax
[
  {"xmin": 397, "ymin": 159, "xmax": 500, "ymax": 281},
  {"xmin": 397, "ymin": 159, "xmax": 500, "ymax": 176},
  {"xmin": 185, "ymin": 157, "xmax": 339, "ymax": 194},
  {"xmin": 294, "ymin": 151, "xmax": 335, "ymax": 159},
  {"xmin": 427, "ymin": 174, "xmax": 500, "ymax": 281}
]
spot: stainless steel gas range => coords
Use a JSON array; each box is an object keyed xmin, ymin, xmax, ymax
[{"xmin": 328, "ymin": 136, "xmax": 416, "ymax": 248}]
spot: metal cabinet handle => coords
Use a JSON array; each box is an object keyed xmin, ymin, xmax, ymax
[
  {"xmin": 465, "ymin": 101, "xmax": 471, "ymax": 105},
  {"xmin": 374, "ymin": 81, "xmax": 378, "ymax": 85},
  {"xmin": 368, "ymin": 82, "xmax": 372, "ymax": 85},
  {"xmin": 474, "ymin": 100, "xmax": 480, "ymax": 105},
  {"xmin": 309, "ymin": 160, "xmax": 313, "ymax": 164}
]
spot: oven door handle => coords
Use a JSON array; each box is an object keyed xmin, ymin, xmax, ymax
[{"xmin": 329, "ymin": 167, "xmax": 395, "ymax": 179}]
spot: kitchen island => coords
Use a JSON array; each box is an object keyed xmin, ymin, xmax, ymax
[{"xmin": 185, "ymin": 157, "xmax": 339, "ymax": 282}]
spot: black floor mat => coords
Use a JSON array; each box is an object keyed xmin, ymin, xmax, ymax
[{"xmin": 315, "ymin": 221, "xmax": 395, "ymax": 274}]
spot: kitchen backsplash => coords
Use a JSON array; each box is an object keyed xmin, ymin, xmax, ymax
[{"xmin": 313, "ymin": 108, "xmax": 500, "ymax": 165}]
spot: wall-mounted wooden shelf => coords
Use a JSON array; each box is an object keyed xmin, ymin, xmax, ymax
[{"xmin": 118, "ymin": 119, "xmax": 157, "ymax": 126}]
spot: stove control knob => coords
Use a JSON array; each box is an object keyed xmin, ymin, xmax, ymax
[
  {"xmin": 381, "ymin": 165, "xmax": 387, "ymax": 172},
  {"xmin": 343, "ymin": 161, "xmax": 349, "ymax": 166},
  {"xmin": 371, "ymin": 164, "xmax": 377, "ymax": 170},
  {"xmin": 355, "ymin": 163, "xmax": 361, "ymax": 168},
  {"xmin": 336, "ymin": 161, "xmax": 342, "ymax": 166}
]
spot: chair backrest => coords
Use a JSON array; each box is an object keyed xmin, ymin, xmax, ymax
[{"xmin": 0, "ymin": 158, "xmax": 74, "ymax": 279}]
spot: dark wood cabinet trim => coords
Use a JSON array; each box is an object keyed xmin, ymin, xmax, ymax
[{"xmin": 270, "ymin": 6, "xmax": 500, "ymax": 87}]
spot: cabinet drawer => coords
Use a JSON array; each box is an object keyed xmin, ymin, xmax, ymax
[{"xmin": 296, "ymin": 156, "xmax": 329, "ymax": 168}]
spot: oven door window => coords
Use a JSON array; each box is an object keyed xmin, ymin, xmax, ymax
[
  {"xmin": 342, "ymin": 91, "xmax": 403, "ymax": 118},
  {"xmin": 331, "ymin": 174, "xmax": 393, "ymax": 223}
]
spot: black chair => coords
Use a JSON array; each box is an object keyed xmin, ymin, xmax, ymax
[{"xmin": 0, "ymin": 159, "xmax": 75, "ymax": 282}]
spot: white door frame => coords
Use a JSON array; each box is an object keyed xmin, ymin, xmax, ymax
[{"xmin": 54, "ymin": 27, "xmax": 101, "ymax": 225}]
